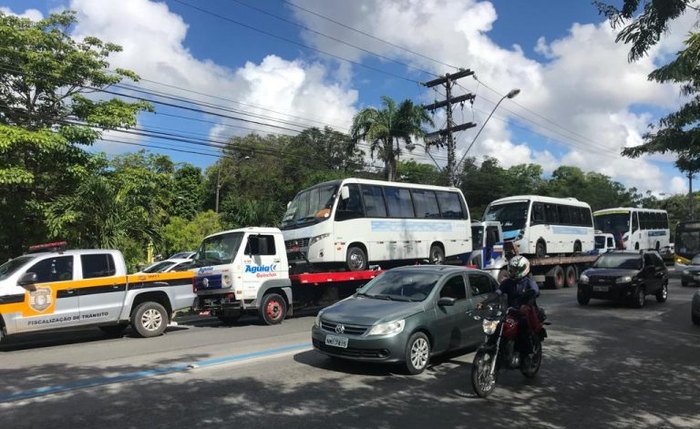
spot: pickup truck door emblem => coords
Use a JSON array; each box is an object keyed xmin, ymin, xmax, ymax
[{"xmin": 29, "ymin": 287, "xmax": 52, "ymax": 312}]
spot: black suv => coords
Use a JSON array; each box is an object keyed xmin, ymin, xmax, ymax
[{"xmin": 577, "ymin": 250, "xmax": 668, "ymax": 308}]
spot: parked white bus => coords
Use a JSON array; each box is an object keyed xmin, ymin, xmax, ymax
[
  {"xmin": 593, "ymin": 207, "xmax": 669, "ymax": 251},
  {"xmin": 483, "ymin": 195, "xmax": 595, "ymax": 257},
  {"xmin": 280, "ymin": 178, "xmax": 472, "ymax": 271}
]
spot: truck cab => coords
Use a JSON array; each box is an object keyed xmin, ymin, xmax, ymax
[
  {"xmin": 469, "ymin": 221, "xmax": 508, "ymax": 281},
  {"xmin": 594, "ymin": 233, "xmax": 617, "ymax": 254},
  {"xmin": 192, "ymin": 227, "xmax": 293, "ymax": 325}
]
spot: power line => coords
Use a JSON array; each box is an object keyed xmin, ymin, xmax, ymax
[{"xmin": 170, "ymin": 0, "xmax": 422, "ymax": 84}]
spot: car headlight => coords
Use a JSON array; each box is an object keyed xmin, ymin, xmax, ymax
[
  {"xmin": 683, "ymin": 270, "xmax": 690, "ymax": 275},
  {"xmin": 314, "ymin": 313, "xmax": 322, "ymax": 328},
  {"xmin": 579, "ymin": 274, "xmax": 589, "ymax": 284},
  {"xmin": 616, "ymin": 276, "xmax": 632, "ymax": 284},
  {"xmin": 310, "ymin": 233, "xmax": 330, "ymax": 245},
  {"xmin": 482, "ymin": 319, "xmax": 499, "ymax": 335},
  {"xmin": 367, "ymin": 319, "xmax": 405, "ymax": 336}
]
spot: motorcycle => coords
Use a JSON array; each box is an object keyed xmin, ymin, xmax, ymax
[{"xmin": 471, "ymin": 295, "xmax": 548, "ymax": 398}]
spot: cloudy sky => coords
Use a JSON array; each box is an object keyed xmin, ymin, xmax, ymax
[{"xmin": 2, "ymin": 0, "xmax": 696, "ymax": 195}]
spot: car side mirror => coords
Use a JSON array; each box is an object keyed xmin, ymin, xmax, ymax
[
  {"xmin": 18, "ymin": 272, "xmax": 38, "ymax": 291},
  {"xmin": 437, "ymin": 297, "xmax": 456, "ymax": 306}
]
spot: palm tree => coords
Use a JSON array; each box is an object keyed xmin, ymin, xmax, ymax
[{"xmin": 351, "ymin": 96, "xmax": 434, "ymax": 181}]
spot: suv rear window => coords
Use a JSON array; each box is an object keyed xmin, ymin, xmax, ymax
[{"xmin": 81, "ymin": 254, "xmax": 116, "ymax": 279}]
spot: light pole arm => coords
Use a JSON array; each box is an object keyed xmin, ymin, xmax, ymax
[{"xmin": 455, "ymin": 88, "xmax": 520, "ymax": 176}]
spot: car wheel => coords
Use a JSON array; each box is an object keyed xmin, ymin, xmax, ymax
[
  {"xmin": 655, "ymin": 282, "xmax": 668, "ymax": 303},
  {"xmin": 577, "ymin": 288, "xmax": 590, "ymax": 306},
  {"xmin": 682, "ymin": 280, "xmax": 688, "ymax": 287},
  {"xmin": 630, "ymin": 287, "xmax": 645, "ymax": 309},
  {"xmin": 259, "ymin": 293, "xmax": 287, "ymax": 325},
  {"xmin": 693, "ymin": 313, "xmax": 700, "ymax": 325},
  {"xmin": 131, "ymin": 302, "xmax": 169, "ymax": 338},
  {"xmin": 404, "ymin": 332, "xmax": 431, "ymax": 375},
  {"xmin": 346, "ymin": 246, "xmax": 368, "ymax": 271},
  {"xmin": 429, "ymin": 244, "xmax": 445, "ymax": 265}
]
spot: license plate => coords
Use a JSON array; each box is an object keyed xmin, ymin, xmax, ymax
[
  {"xmin": 694, "ymin": 276, "xmax": 700, "ymax": 281},
  {"xmin": 593, "ymin": 286, "xmax": 609, "ymax": 292},
  {"xmin": 325, "ymin": 335, "xmax": 348, "ymax": 348}
]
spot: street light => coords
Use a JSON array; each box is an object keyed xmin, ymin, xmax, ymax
[
  {"xmin": 405, "ymin": 142, "xmax": 442, "ymax": 171},
  {"xmin": 455, "ymin": 88, "xmax": 520, "ymax": 176}
]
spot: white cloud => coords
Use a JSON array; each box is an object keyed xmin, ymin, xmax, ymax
[
  {"xmin": 0, "ymin": 7, "xmax": 44, "ymax": 21},
  {"xmin": 291, "ymin": 0, "xmax": 690, "ymax": 194},
  {"xmin": 670, "ymin": 176, "xmax": 688, "ymax": 195},
  {"xmin": 67, "ymin": 0, "xmax": 358, "ymax": 152}
]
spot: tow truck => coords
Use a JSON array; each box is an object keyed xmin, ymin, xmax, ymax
[{"xmin": 193, "ymin": 227, "xmax": 382, "ymax": 325}]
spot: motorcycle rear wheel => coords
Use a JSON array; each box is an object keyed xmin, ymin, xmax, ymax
[
  {"xmin": 520, "ymin": 337, "xmax": 542, "ymax": 378},
  {"xmin": 471, "ymin": 350, "xmax": 497, "ymax": 398}
]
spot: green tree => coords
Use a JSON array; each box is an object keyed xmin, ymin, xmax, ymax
[
  {"xmin": 0, "ymin": 11, "xmax": 150, "ymax": 259},
  {"xmin": 350, "ymin": 96, "xmax": 434, "ymax": 182},
  {"xmin": 160, "ymin": 211, "xmax": 222, "ymax": 258},
  {"xmin": 597, "ymin": 2, "xmax": 700, "ymax": 175},
  {"xmin": 397, "ymin": 160, "xmax": 444, "ymax": 185}
]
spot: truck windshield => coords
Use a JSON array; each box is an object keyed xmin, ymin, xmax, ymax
[
  {"xmin": 280, "ymin": 183, "xmax": 339, "ymax": 230},
  {"xmin": 0, "ymin": 255, "xmax": 36, "ymax": 281},
  {"xmin": 594, "ymin": 236, "xmax": 605, "ymax": 249},
  {"xmin": 484, "ymin": 202, "xmax": 529, "ymax": 232},
  {"xmin": 195, "ymin": 232, "xmax": 244, "ymax": 265},
  {"xmin": 594, "ymin": 213, "xmax": 630, "ymax": 235}
]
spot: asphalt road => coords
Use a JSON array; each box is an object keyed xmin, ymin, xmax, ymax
[{"xmin": 1, "ymin": 276, "xmax": 698, "ymax": 429}]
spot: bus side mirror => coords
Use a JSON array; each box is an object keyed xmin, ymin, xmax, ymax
[
  {"xmin": 340, "ymin": 186, "xmax": 350, "ymax": 200},
  {"xmin": 18, "ymin": 272, "xmax": 38, "ymax": 291}
]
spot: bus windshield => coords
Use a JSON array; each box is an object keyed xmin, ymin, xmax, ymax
[
  {"xmin": 595, "ymin": 213, "xmax": 630, "ymax": 235},
  {"xmin": 195, "ymin": 232, "xmax": 244, "ymax": 265},
  {"xmin": 484, "ymin": 202, "xmax": 529, "ymax": 232},
  {"xmin": 676, "ymin": 225, "xmax": 700, "ymax": 260},
  {"xmin": 280, "ymin": 183, "xmax": 339, "ymax": 230}
]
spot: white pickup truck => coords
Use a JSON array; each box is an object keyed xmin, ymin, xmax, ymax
[{"xmin": 0, "ymin": 244, "xmax": 195, "ymax": 343}]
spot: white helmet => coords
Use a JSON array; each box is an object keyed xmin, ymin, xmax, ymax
[{"xmin": 508, "ymin": 255, "xmax": 530, "ymax": 280}]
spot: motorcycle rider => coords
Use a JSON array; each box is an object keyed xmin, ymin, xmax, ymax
[{"xmin": 479, "ymin": 255, "xmax": 540, "ymax": 354}]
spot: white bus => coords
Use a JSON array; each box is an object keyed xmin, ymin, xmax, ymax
[
  {"xmin": 483, "ymin": 195, "xmax": 595, "ymax": 257},
  {"xmin": 593, "ymin": 207, "xmax": 670, "ymax": 251},
  {"xmin": 280, "ymin": 178, "xmax": 472, "ymax": 271}
]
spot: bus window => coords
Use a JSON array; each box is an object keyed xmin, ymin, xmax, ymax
[
  {"xmin": 411, "ymin": 189, "xmax": 440, "ymax": 218},
  {"xmin": 437, "ymin": 191, "xmax": 466, "ymax": 219},
  {"xmin": 544, "ymin": 203, "xmax": 559, "ymax": 224},
  {"xmin": 335, "ymin": 184, "xmax": 364, "ymax": 221},
  {"xmin": 531, "ymin": 202, "xmax": 545, "ymax": 225},
  {"xmin": 384, "ymin": 187, "xmax": 415, "ymax": 218},
  {"xmin": 361, "ymin": 185, "xmax": 387, "ymax": 218},
  {"xmin": 633, "ymin": 212, "xmax": 640, "ymax": 232}
]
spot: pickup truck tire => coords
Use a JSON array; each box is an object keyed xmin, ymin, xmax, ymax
[
  {"xmin": 132, "ymin": 302, "xmax": 169, "ymax": 337},
  {"xmin": 99, "ymin": 323, "xmax": 129, "ymax": 337},
  {"xmin": 259, "ymin": 293, "xmax": 287, "ymax": 325}
]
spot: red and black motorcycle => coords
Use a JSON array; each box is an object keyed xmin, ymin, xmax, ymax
[{"xmin": 471, "ymin": 296, "xmax": 548, "ymax": 398}]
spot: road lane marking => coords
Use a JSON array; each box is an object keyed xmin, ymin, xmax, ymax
[{"xmin": 0, "ymin": 342, "xmax": 311, "ymax": 403}]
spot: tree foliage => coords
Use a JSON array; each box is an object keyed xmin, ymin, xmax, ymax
[
  {"xmin": 596, "ymin": 1, "xmax": 700, "ymax": 172},
  {"xmin": 0, "ymin": 11, "xmax": 150, "ymax": 259},
  {"xmin": 350, "ymin": 96, "xmax": 434, "ymax": 181}
]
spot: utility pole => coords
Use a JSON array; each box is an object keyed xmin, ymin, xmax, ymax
[{"xmin": 423, "ymin": 68, "xmax": 476, "ymax": 186}]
